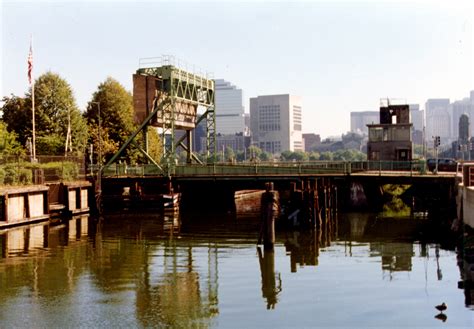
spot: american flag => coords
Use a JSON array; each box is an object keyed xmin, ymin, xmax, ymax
[{"xmin": 27, "ymin": 42, "xmax": 33, "ymax": 85}]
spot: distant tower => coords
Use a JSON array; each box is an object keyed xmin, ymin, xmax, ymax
[{"xmin": 459, "ymin": 114, "xmax": 470, "ymax": 144}]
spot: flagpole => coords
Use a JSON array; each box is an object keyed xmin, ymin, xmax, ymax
[
  {"xmin": 32, "ymin": 73, "xmax": 36, "ymax": 161},
  {"xmin": 29, "ymin": 35, "xmax": 36, "ymax": 162}
]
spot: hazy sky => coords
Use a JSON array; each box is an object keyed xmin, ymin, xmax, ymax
[{"xmin": 1, "ymin": 0, "xmax": 473, "ymax": 137}]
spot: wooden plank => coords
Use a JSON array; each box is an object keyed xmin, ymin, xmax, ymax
[{"xmin": 0, "ymin": 185, "xmax": 49, "ymax": 196}]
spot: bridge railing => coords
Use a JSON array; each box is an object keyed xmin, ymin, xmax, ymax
[{"xmin": 100, "ymin": 160, "xmax": 430, "ymax": 177}]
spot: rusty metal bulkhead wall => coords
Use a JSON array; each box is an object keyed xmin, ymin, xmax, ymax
[{"xmin": 133, "ymin": 74, "xmax": 159, "ymax": 125}]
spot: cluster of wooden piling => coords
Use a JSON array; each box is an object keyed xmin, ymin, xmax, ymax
[{"xmin": 259, "ymin": 178, "xmax": 338, "ymax": 250}]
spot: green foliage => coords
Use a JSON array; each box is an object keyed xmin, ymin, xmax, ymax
[
  {"xmin": 280, "ymin": 150, "xmax": 308, "ymax": 161},
  {"xmin": 235, "ymin": 150, "xmax": 246, "ymax": 162},
  {"xmin": 146, "ymin": 127, "xmax": 162, "ymax": 163},
  {"xmin": 84, "ymin": 77, "xmax": 136, "ymax": 163},
  {"xmin": 36, "ymin": 134, "xmax": 64, "ymax": 155},
  {"xmin": 38, "ymin": 161, "xmax": 79, "ymax": 181},
  {"xmin": 0, "ymin": 121, "xmax": 24, "ymax": 156},
  {"xmin": 259, "ymin": 151, "xmax": 272, "ymax": 161},
  {"xmin": 18, "ymin": 169, "xmax": 32, "ymax": 185},
  {"xmin": 382, "ymin": 184, "xmax": 411, "ymax": 196},
  {"xmin": 308, "ymin": 151, "xmax": 320, "ymax": 160},
  {"xmin": 2, "ymin": 165, "xmax": 18, "ymax": 185},
  {"xmin": 319, "ymin": 151, "xmax": 334, "ymax": 161},
  {"xmin": 1, "ymin": 95, "xmax": 31, "ymax": 145},
  {"xmin": 0, "ymin": 161, "xmax": 80, "ymax": 186},
  {"xmin": 32, "ymin": 72, "xmax": 88, "ymax": 155},
  {"xmin": 0, "ymin": 72, "xmax": 88, "ymax": 156},
  {"xmin": 60, "ymin": 162, "xmax": 79, "ymax": 181},
  {"xmin": 247, "ymin": 145, "xmax": 262, "ymax": 161},
  {"xmin": 224, "ymin": 146, "xmax": 235, "ymax": 162},
  {"xmin": 381, "ymin": 184, "xmax": 411, "ymax": 217},
  {"xmin": 333, "ymin": 149, "xmax": 366, "ymax": 161}
]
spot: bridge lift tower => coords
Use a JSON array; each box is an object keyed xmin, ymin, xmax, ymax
[{"xmin": 105, "ymin": 57, "xmax": 216, "ymax": 175}]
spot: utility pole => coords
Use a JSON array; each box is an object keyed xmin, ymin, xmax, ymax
[
  {"xmin": 434, "ymin": 136, "xmax": 440, "ymax": 174},
  {"xmin": 92, "ymin": 102, "xmax": 102, "ymax": 214}
]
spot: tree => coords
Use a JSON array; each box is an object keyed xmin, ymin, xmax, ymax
[
  {"xmin": 280, "ymin": 150, "xmax": 308, "ymax": 161},
  {"xmin": 1, "ymin": 72, "xmax": 88, "ymax": 156},
  {"xmin": 319, "ymin": 151, "xmax": 334, "ymax": 161},
  {"xmin": 146, "ymin": 127, "xmax": 162, "ymax": 163},
  {"xmin": 224, "ymin": 146, "xmax": 235, "ymax": 162},
  {"xmin": 280, "ymin": 150, "xmax": 293, "ymax": 161},
  {"xmin": 308, "ymin": 151, "xmax": 320, "ymax": 161},
  {"xmin": 247, "ymin": 145, "xmax": 262, "ymax": 161},
  {"xmin": 259, "ymin": 151, "xmax": 272, "ymax": 161},
  {"xmin": 85, "ymin": 77, "xmax": 138, "ymax": 163},
  {"xmin": 33, "ymin": 72, "xmax": 88, "ymax": 155},
  {"xmin": 235, "ymin": 150, "xmax": 246, "ymax": 162},
  {"xmin": 1, "ymin": 94, "xmax": 32, "ymax": 145},
  {"xmin": 333, "ymin": 149, "xmax": 366, "ymax": 161},
  {"xmin": 0, "ymin": 121, "xmax": 24, "ymax": 156}
]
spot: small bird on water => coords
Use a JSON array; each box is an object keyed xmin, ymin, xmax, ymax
[{"xmin": 435, "ymin": 302, "xmax": 447, "ymax": 313}]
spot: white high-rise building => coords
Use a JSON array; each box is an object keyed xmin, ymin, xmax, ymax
[
  {"xmin": 214, "ymin": 79, "xmax": 245, "ymax": 135},
  {"xmin": 409, "ymin": 104, "xmax": 424, "ymax": 132},
  {"xmin": 350, "ymin": 111, "xmax": 379, "ymax": 135},
  {"xmin": 425, "ymin": 98, "xmax": 451, "ymax": 143},
  {"xmin": 250, "ymin": 94, "xmax": 303, "ymax": 153}
]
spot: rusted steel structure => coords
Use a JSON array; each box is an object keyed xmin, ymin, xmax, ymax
[{"xmin": 105, "ymin": 57, "xmax": 216, "ymax": 175}]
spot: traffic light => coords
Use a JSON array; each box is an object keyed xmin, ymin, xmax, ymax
[{"xmin": 434, "ymin": 136, "xmax": 440, "ymax": 147}]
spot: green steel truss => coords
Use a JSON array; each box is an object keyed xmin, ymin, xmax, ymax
[{"xmin": 105, "ymin": 65, "xmax": 216, "ymax": 176}]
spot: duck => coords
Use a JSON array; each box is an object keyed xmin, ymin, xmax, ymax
[{"xmin": 435, "ymin": 302, "xmax": 447, "ymax": 313}]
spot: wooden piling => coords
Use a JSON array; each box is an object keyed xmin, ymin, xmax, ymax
[
  {"xmin": 314, "ymin": 179, "xmax": 322, "ymax": 229},
  {"xmin": 259, "ymin": 182, "xmax": 278, "ymax": 250}
]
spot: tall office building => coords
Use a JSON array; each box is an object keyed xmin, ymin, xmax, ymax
[
  {"xmin": 303, "ymin": 133, "xmax": 321, "ymax": 152},
  {"xmin": 214, "ymin": 79, "xmax": 245, "ymax": 135},
  {"xmin": 250, "ymin": 94, "xmax": 303, "ymax": 153},
  {"xmin": 409, "ymin": 104, "xmax": 424, "ymax": 145},
  {"xmin": 452, "ymin": 97, "xmax": 474, "ymax": 138},
  {"xmin": 425, "ymin": 98, "xmax": 450, "ymax": 143},
  {"xmin": 409, "ymin": 104, "xmax": 423, "ymax": 132},
  {"xmin": 350, "ymin": 111, "xmax": 379, "ymax": 135}
]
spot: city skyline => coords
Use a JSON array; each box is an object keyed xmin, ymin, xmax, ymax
[{"xmin": 1, "ymin": 0, "xmax": 472, "ymax": 138}]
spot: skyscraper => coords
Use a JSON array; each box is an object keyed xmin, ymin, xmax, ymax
[
  {"xmin": 214, "ymin": 79, "xmax": 245, "ymax": 135},
  {"xmin": 350, "ymin": 111, "xmax": 379, "ymax": 135},
  {"xmin": 250, "ymin": 94, "xmax": 303, "ymax": 153},
  {"xmin": 425, "ymin": 98, "xmax": 450, "ymax": 144},
  {"xmin": 409, "ymin": 104, "xmax": 424, "ymax": 145},
  {"xmin": 459, "ymin": 113, "xmax": 470, "ymax": 144},
  {"xmin": 452, "ymin": 97, "xmax": 473, "ymax": 138}
]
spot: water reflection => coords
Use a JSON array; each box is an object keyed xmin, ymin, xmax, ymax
[
  {"xmin": 257, "ymin": 246, "xmax": 281, "ymax": 309},
  {"xmin": 284, "ymin": 230, "xmax": 321, "ymax": 272},
  {"xmin": 370, "ymin": 242, "xmax": 414, "ymax": 275},
  {"xmin": 457, "ymin": 228, "xmax": 474, "ymax": 308},
  {"xmin": 0, "ymin": 212, "xmax": 472, "ymax": 327}
]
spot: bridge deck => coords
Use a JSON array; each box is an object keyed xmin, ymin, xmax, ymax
[{"xmin": 101, "ymin": 161, "xmax": 460, "ymax": 182}]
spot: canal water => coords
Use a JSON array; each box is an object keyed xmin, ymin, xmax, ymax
[{"xmin": 0, "ymin": 211, "xmax": 473, "ymax": 328}]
